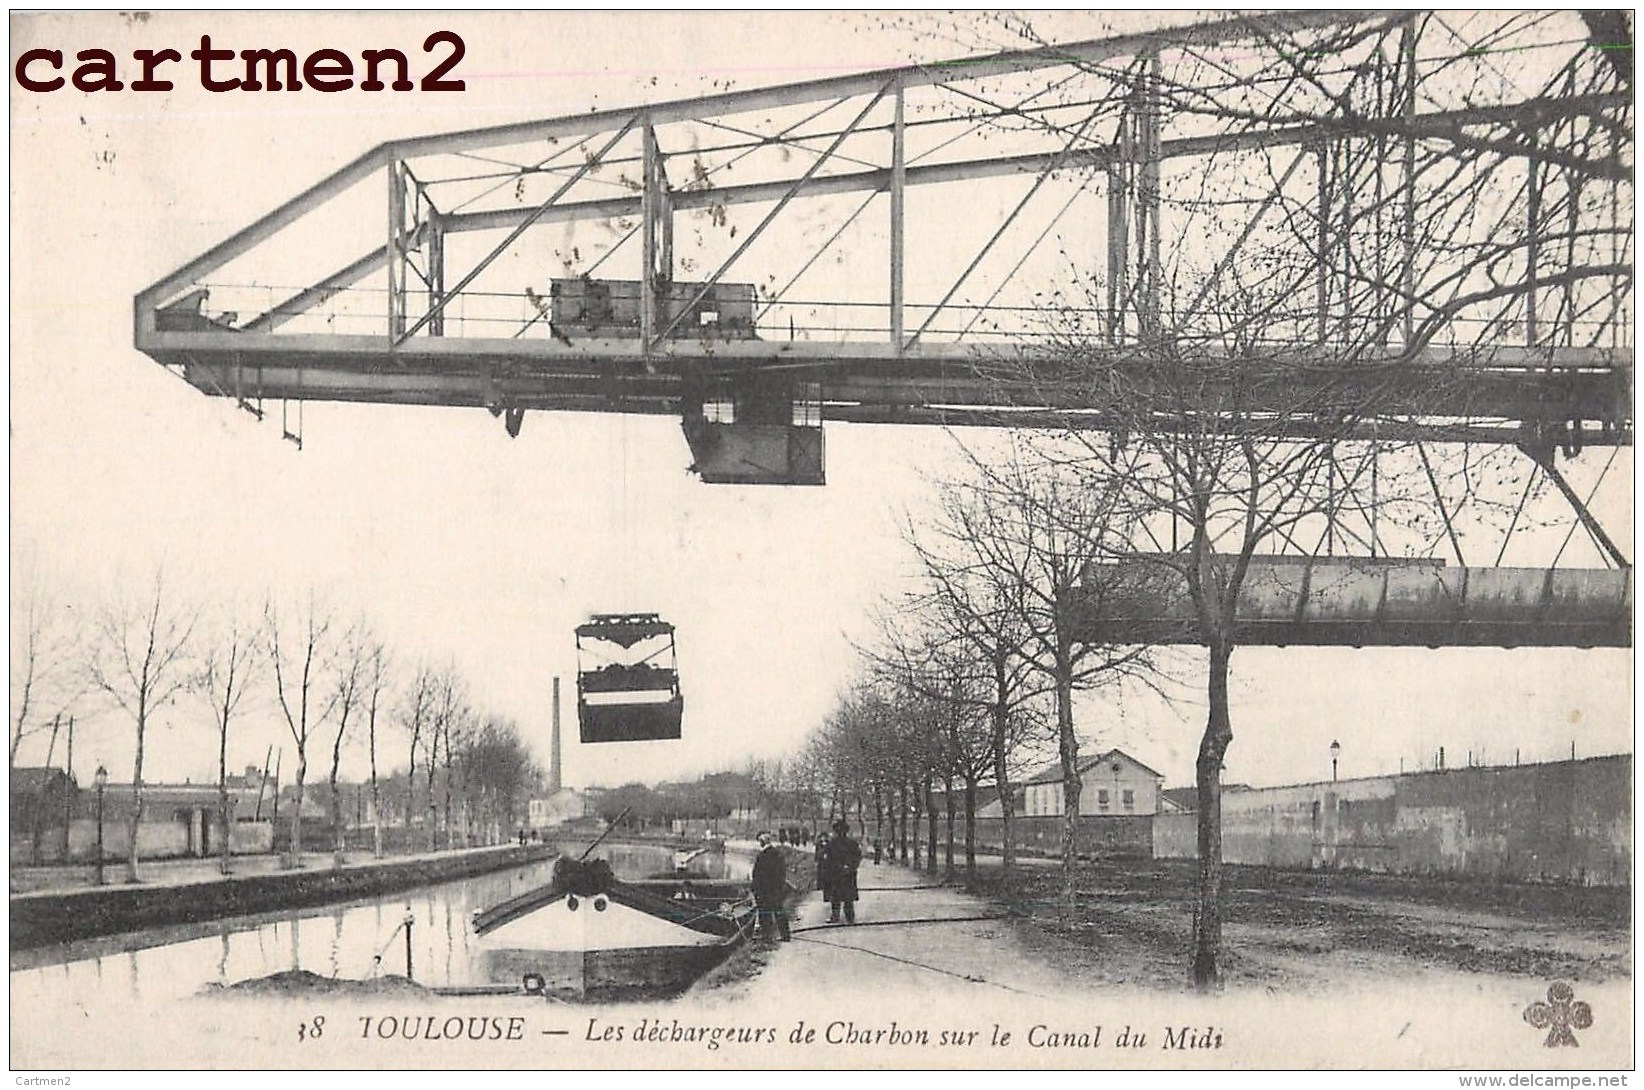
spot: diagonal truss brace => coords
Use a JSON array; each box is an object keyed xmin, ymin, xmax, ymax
[
  {"xmin": 394, "ymin": 116, "xmax": 640, "ymax": 346},
  {"xmin": 1526, "ymin": 445, "xmax": 1632, "ymax": 569},
  {"xmin": 650, "ymin": 81, "xmax": 894, "ymax": 347}
]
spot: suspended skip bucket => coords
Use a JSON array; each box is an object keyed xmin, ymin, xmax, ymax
[{"xmin": 575, "ymin": 614, "xmax": 683, "ymax": 743}]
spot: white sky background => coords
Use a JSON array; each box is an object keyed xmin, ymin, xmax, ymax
[{"xmin": 9, "ymin": 10, "xmax": 1633, "ymax": 795}]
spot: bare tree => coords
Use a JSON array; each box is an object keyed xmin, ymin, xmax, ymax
[
  {"xmin": 900, "ymin": 510, "xmax": 1051, "ymax": 881},
  {"xmin": 917, "ymin": 451, "xmax": 1154, "ymax": 916},
  {"xmin": 325, "ymin": 622, "xmax": 373, "ymax": 867},
  {"xmin": 445, "ymin": 703, "xmax": 476, "ymax": 847},
  {"xmin": 929, "ymin": 10, "xmax": 1631, "ymax": 989},
  {"xmin": 421, "ymin": 666, "xmax": 469, "ymax": 850},
  {"xmin": 363, "ymin": 642, "xmax": 390, "ymax": 857},
  {"xmin": 399, "ymin": 665, "xmax": 438, "ymax": 840},
  {"xmin": 196, "ymin": 605, "xmax": 261, "ymax": 874},
  {"xmin": 88, "ymin": 571, "xmax": 197, "ymax": 883},
  {"xmin": 10, "ymin": 563, "xmax": 85, "ymax": 771},
  {"xmin": 455, "ymin": 716, "xmax": 538, "ymax": 843},
  {"xmin": 868, "ymin": 617, "xmax": 999, "ymax": 879},
  {"xmin": 265, "ymin": 595, "xmax": 339, "ymax": 868}
]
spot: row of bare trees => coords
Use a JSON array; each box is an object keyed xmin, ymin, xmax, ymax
[
  {"xmin": 794, "ymin": 447, "xmax": 1166, "ymax": 918},
  {"xmin": 10, "ymin": 567, "xmax": 541, "ymax": 883},
  {"xmin": 801, "ymin": 11, "xmax": 1629, "ymax": 992}
]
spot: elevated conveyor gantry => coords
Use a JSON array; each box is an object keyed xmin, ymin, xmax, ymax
[{"xmin": 133, "ymin": 10, "xmax": 1633, "ymax": 487}]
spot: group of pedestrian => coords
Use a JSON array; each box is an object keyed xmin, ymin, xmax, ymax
[{"xmin": 750, "ymin": 818, "xmax": 864, "ymax": 942}]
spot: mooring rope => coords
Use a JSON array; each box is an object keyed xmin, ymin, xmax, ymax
[
  {"xmin": 368, "ymin": 920, "xmax": 406, "ymax": 979},
  {"xmin": 788, "ymin": 914, "xmax": 1010, "ymax": 935},
  {"xmin": 670, "ymin": 895, "xmax": 755, "ymax": 928},
  {"xmin": 367, "ymin": 914, "xmax": 412, "ymax": 978},
  {"xmin": 790, "ymin": 930, "xmax": 1047, "ymax": 998},
  {"xmin": 855, "ymin": 884, "xmax": 949, "ymax": 891}
]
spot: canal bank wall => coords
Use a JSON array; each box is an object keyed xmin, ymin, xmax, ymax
[{"xmin": 10, "ymin": 844, "xmax": 555, "ymax": 949}]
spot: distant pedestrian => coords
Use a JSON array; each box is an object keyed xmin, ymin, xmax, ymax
[
  {"xmin": 751, "ymin": 832, "xmax": 790, "ymax": 942},
  {"xmin": 872, "ymin": 837, "xmax": 882, "ymax": 865},
  {"xmin": 825, "ymin": 819, "xmax": 862, "ymax": 924},
  {"xmin": 517, "ymin": 828, "xmax": 527, "ymax": 846}
]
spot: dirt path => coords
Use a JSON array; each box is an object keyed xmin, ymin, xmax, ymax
[
  {"xmin": 701, "ymin": 858, "xmax": 1108, "ymax": 1003},
  {"xmin": 965, "ymin": 857, "xmax": 1630, "ymax": 992}
]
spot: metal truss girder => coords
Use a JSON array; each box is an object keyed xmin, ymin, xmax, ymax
[
  {"xmin": 433, "ymin": 92, "xmax": 1629, "ymax": 241},
  {"xmin": 820, "ymin": 406, "xmax": 1628, "ymax": 446},
  {"xmin": 141, "ymin": 328, "xmax": 1631, "ymax": 370},
  {"xmin": 155, "ymin": 331, "xmax": 1630, "ymax": 437},
  {"xmin": 386, "ymin": 10, "xmax": 1372, "ymax": 163},
  {"xmin": 164, "ymin": 358, "xmax": 1634, "ymax": 448},
  {"xmin": 147, "ymin": 11, "xmax": 1633, "ymax": 327},
  {"xmin": 136, "ymin": 10, "xmax": 1368, "ymax": 316}
]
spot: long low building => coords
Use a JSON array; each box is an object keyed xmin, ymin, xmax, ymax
[
  {"xmin": 12, "ymin": 767, "xmax": 277, "ymax": 865},
  {"xmin": 1081, "ymin": 555, "xmax": 1633, "ymax": 649},
  {"xmin": 1154, "ymin": 753, "xmax": 1631, "ymax": 886}
]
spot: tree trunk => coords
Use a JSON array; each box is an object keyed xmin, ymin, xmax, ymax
[
  {"xmin": 371, "ymin": 774, "xmax": 383, "ymax": 858},
  {"xmin": 443, "ymin": 763, "xmax": 455, "ymax": 850},
  {"xmin": 127, "ymin": 707, "xmax": 146, "ymax": 883},
  {"xmin": 872, "ymin": 787, "xmax": 884, "ymax": 859},
  {"xmin": 1192, "ymin": 640, "xmax": 1236, "ymax": 991},
  {"xmin": 370, "ymin": 708, "xmax": 383, "ymax": 858},
  {"xmin": 328, "ymin": 759, "xmax": 344, "ymax": 868},
  {"xmin": 909, "ymin": 780, "xmax": 921, "ymax": 865},
  {"xmin": 911, "ymin": 784, "xmax": 920, "ymax": 864},
  {"xmin": 963, "ymin": 773, "xmax": 977, "ymax": 877},
  {"xmin": 290, "ymin": 751, "xmax": 307, "ymax": 867},
  {"xmin": 1055, "ymin": 664, "xmax": 1081, "ymax": 922},
  {"xmin": 406, "ymin": 733, "xmax": 418, "ymax": 834},
  {"xmin": 924, "ymin": 774, "xmax": 938, "ymax": 873},
  {"xmin": 425, "ymin": 746, "xmax": 439, "ymax": 852},
  {"xmin": 218, "ymin": 723, "xmax": 232, "ymax": 876},
  {"xmin": 886, "ymin": 787, "xmax": 896, "ymax": 861},
  {"xmin": 899, "ymin": 786, "xmax": 910, "ymax": 863},
  {"xmin": 942, "ymin": 771, "xmax": 955, "ymax": 877},
  {"xmin": 31, "ymin": 716, "xmax": 62, "ymax": 865},
  {"xmin": 992, "ymin": 703, "xmax": 1015, "ymax": 881}
]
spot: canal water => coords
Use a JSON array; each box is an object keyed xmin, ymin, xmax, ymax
[{"xmin": 10, "ymin": 842, "xmax": 749, "ymax": 1009}]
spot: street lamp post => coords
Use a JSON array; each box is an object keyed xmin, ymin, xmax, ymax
[
  {"xmin": 94, "ymin": 765, "xmax": 108, "ymax": 886},
  {"xmin": 1330, "ymin": 740, "xmax": 1341, "ymax": 783}
]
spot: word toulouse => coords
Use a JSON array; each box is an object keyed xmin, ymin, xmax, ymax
[
  {"xmin": 15, "ymin": 32, "xmax": 466, "ymax": 93},
  {"xmin": 357, "ymin": 1014, "xmax": 526, "ymax": 1042}
]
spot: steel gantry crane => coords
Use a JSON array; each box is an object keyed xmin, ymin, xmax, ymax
[{"xmin": 134, "ymin": 11, "xmax": 1632, "ymax": 647}]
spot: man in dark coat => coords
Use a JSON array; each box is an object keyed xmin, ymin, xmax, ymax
[
  {"xmin": 825, "ymin": 819, "xmax": 862, "ymax": 924},
  {"xmin": 751, "ymin": 832, "xmax": 791, "ymax": 941},
  {"xmin": 813, "ymin": 831, "xmax": 831, "ymax": 897}
]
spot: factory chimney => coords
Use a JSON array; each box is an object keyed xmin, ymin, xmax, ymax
[{"xmin": 549, "ymin": 676, "xmax": 563, "ymax": 794}]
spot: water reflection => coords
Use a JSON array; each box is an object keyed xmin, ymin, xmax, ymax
[{"xmin": 9, "ymin": 843, "xmax": 747, "ymax": 1010}]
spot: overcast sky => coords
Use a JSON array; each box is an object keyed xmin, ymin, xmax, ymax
[{"xmin": 10, "ymin": 11, "xmax": 1632, "ymax": 795}]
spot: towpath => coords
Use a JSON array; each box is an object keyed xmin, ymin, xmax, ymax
[
  {"xmin": 10, "ymin": 844, "xmax": 535, "ymax": 896},
  {"xmin": 729, "ymin": 856, "xmax": 1096, "ymax": 1002}
]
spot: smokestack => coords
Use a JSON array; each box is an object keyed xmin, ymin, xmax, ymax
[{"xmin": 550, "ymin": 676, "xmax": 563, "ymax": 794}]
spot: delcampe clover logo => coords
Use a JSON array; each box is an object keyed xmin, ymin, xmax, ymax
[{"xmin": 1522, "ymin": 982, "xmax": 1593, "ymax": 1047}]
